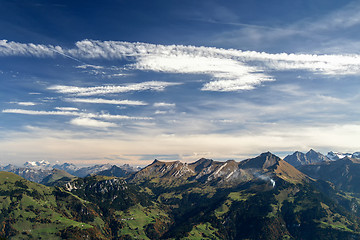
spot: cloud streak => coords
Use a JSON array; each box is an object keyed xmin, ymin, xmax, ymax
[
  {"xmin": 10, "ymin": 101, "xmax": 37, "ymax": 106},
  {"xmin": 65, "ymin": 98, "xmax": 147, "ymax": 105},
  {"xmin": 54, "ymin": 107, "xmax": 79, "ymax": 111},
  {"xmin": 48, "ymin": 81, "xmax": 181, "ymax": 96},
  {"xmin": 2, "ymin": 109, "xmax": 152, "ymax": 121},
  {"xmin": 2, "ymin": 39, "xmax": 360, "ymax": 91}
]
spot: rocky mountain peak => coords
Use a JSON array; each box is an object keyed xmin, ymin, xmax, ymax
[
  {"xmin": 189, "ymin": 158, "xmax": 215, "ymax": 172},
  {"xmin": 307, "ymin": 148, "xmax": 316, "ymax": 153},
  {"xmin": 152, "ymin": 159, "xmax": 161, "ymax": 164},
  {"xmin": 240, "ymin": 152, "xmax": 280, "ymax": 170}
]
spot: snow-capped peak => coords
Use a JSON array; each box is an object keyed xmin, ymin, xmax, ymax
[
  {"xmin": 24, "ymin": 160, "xmax": 51, "ymax": 169},
  {"xmin": 327, "ymin": 151, "xmax": 353, "ymax": 161}
]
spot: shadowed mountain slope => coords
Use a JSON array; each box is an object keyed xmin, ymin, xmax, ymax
[
  {"xmin": 284, "ymin": 149, "xmax": 329, "ymax": 167},
  {"xmin": 299, "ymin": 157, "xmax": 360, "ymax": 193}
]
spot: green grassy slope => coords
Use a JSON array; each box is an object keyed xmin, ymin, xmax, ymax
[{"xmin": 0, "ymin": 171, "xmax": 106, "ymax": 239}]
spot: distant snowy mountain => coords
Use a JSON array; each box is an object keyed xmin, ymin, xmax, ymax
[
  {"xmin": 0, "ymin": 160, "xmax": 144, "ymax": 183},
  {"xmin": 24, "ymin": 160, "xmax": 52, "ymax": 169},
  {"xmin": 53, "ymin": 162, "xmax": 79, "ymax": 175},
  {"xmin": 326, "ymin": 151, "xmax": 358, "ymax": 161},
  {"xmin": 1, "ymin": 164, "xmax": 17, "ymax": 171},
  {"xmin": 73, "ymin": 164, "xmax": 113, "ymax": 177},
  {"xmin": 6, "ymin": 168, "xmax": 53, "ymax": 183}
]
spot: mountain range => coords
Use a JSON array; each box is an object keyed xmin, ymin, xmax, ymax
[
  {"xmin": 326, "ymin": 151, "xmax": 360, "ymax": 161},
  {"xmin": 1, "ymin": 148, "xmax": 358, "ymax": 185},
  {"xmin": 0, "ymin": 162, "xmax": 140, "ymax": 184},
  {"xmin": 0, "ymin": 151, "xmax": 360, "ymax": 239}
]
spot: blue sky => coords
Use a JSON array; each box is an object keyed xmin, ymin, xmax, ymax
[{"xmin": 1, "ymin": 0, "xmax": 360, "ymax": 165}]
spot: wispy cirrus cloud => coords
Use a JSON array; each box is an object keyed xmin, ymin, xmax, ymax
[
  {"xmin": 65, "ymin": 98, "xmax": 147, "ymax": 106},
  {"xmin": 209, "ymin": 1, "xmax": 360, "ymax": 54},
  {"xmin": 2, "ymin": 39, "xmax": 360, "ymax": 91},
  {"xmin": 48, "ymin": 81, "xmax": 181, "ymax": 96},
  {"xmin": 2, "ymin": 109, "xmax": 152, "ymax": 121},
  {"xmin": 305, "ymin": 1, "xmax": 360, "ymax": 32}
]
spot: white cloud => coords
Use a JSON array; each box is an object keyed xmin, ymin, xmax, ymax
[
  {"xmin": 65, "ymin": 98, "xmax": 147, "ymax": 105},
  {"xmin": 202, "ymin": 78, "xmax": 261, "ymax": 91},
  {"xmin": 110, "ymin": 73, "xmax": 128, "ymax": 77},
  {"xmin": 54, "ymin": 107, "xmax": 79, "ymax": 111},
  {"xmin": 133, "ymin": 54, "xmax": 272, "ymax": 91},
  {"xmin": 0, "ymin": 40, "xmax": 58, "ymax": 57},
  {"xmin": 76, "ymin": 64, "xmax": 104, "ymax": 69},
  {"xmin": 155, "ymin": 110, "xmax": 168, "ymax": 115},
  {"xmin": 3, "ymin": 109, "xmax": 77, "ymax": 116},
  {"xmin": 48, "ymin": 81, "xmax": 181, "ymax": 96},
  {"xmin": 10, "ymin": 101, "xmax": 37, "ymax": 106},
  {"xmin": 97, "ymin": 113, "xmax": 152, "ymax": 120},
  {"xmin": 154, "ymin": 102, "xmax": 176, "ymax": 107},
  {"xmin": 2, "ymin": 109, "xmax": 152, "ymax": 120},
  {"xmin": 70, "ymin": 117, "xmax": 117, "ymax": 128},
  {"xmin": 67, "ymin": 39, "xmax": 360, "ymax": 76},
  {"xmin": 3, "ymin": 39, "xmax": 360, "ymax": 91}
]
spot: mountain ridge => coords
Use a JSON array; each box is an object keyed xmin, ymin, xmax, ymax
[
  {"xmin": 284, "ymin": 149, "xmax": 329, "ymax": 167},
  {"xmin": 131, "ymin": 152, "xmax": 308, "ymax": 187}
]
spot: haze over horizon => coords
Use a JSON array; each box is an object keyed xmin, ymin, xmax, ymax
[{"xmin": 1, "ymin": 0, "xmax": 360, "ymax": 166}]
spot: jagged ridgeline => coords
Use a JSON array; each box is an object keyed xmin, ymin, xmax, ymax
[{"xmin": 0, "ymin": 152, "xmax": 360, "ymax": 239}]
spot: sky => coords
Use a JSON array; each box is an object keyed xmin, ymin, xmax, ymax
[{"xmin": 1, "ymin": 0, "xmax": 360, "ymax": 166}]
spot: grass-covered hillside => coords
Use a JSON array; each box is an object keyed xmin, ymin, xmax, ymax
[{"xmin": 0, "ymin": 171, "xmax": 106, "ymax": 239}]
